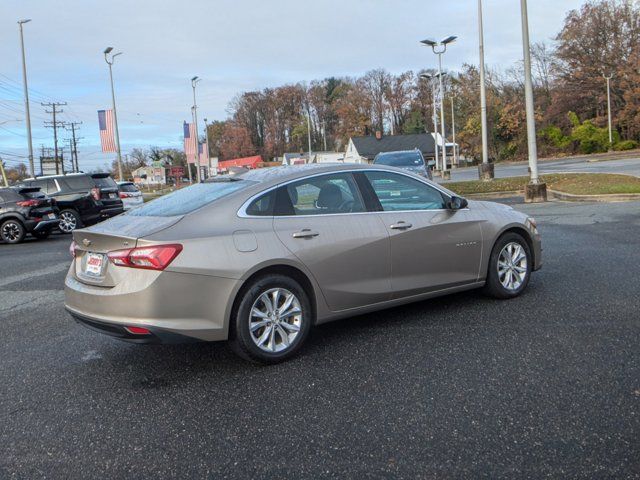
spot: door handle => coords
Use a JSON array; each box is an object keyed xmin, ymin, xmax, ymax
[
  {"xmin": 292, "ymin": 229, "xmax": 320, "ymax": 239},
  {"xmin": 390, "ymin": 222, "xmax": 413, "ymax": 230}
]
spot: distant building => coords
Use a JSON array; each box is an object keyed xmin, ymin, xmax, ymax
[
  {"xmin": 281, "ymin": 152, "xmax": 345, "ymax": 165},
  {"xmin": 344, "ymin": 132, "xmax": 437, "ymax": 164}
]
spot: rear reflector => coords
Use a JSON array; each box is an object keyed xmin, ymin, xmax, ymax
[
  {"xmin": 107, "ymin": 244, "xmax": 183, "ymax": 271},
  {"xmin": 124, "ymin": 326, "xmax": 151, "ymax": 335}
]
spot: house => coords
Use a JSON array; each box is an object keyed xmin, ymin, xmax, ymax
[
  {"xmin": 344, "ymin": 132, "xmax": 437, "ymax": 164},
  {"xmin": 132, "ymin": 165, "xmax": 166, "ymax": 186},
  {"xmin": 281, "ymin": 151, "xmax": 345, "ymax": 165}
]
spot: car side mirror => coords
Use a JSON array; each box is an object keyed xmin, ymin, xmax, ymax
[{"xmin": 447, "ymin": 196, "xmax": 468, "ymax": 210}]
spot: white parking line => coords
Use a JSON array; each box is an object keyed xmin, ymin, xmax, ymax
[{"xmin": 0, "ymin": 262, "xmax": 70, "ymax": 288}]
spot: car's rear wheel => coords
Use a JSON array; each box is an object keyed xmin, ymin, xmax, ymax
[
  {"xmin": 230, "ymin": 275, "xmax": 312, "ymax": 364},
  {"xmin": 483, "ymin": 232, "xmax": 532, "ymax": 299},
  {"xmin": 1, "ymin": 219, "xmax": 26, "ymax": 244},
  {"xmin": 32, "ymin": 229, "xmax": 51, "ymax": 240},
  {"xmin": 58, "ymin": 210, "xmax": 81, "ymax": 233}
]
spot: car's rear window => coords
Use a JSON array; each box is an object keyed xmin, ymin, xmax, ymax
[
  {"xmin": 92, "ymin": 175, "xmax": 118, "ymax": 189},
  {"xmin": 127, "ymin": 179, "xmax": 255, "ymax": 217},
  {"xmin": 119, "ymin": 183, "xmax": 139, "ymax": 193},
  {"xmin": 62, "ymin": 175, "xmax": 95, "ymax": 190},
  {"xmin": 374, "ymin": 152, "xmax": 424, "ymax": 167}
]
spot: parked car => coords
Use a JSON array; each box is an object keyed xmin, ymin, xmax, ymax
[
  {"xmin": 0, "ymin": 187, "xmax": 59, "ymax": 243},
  {"xmin": 373, "ymin": 150, "xmax": 433, "ymax": 180},
  {"xmin": 117, "ymin": 182, "xmax": 144, "ymax": 210},
  {"xmin": 65, "ymin": 164, "xmax": 541, "ymax": 364},
  {"xmin": 20, "ymin": 173, "xmax": 124, "ymax": 233}
]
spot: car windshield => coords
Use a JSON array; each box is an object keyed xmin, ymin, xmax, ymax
[
  {"xmin": 374, "ymin": 152, "xmax": 424, "ymax": 167},
  {"xmin": 127, "ymin": 179, "xmax": 256, "ymax": 217}
]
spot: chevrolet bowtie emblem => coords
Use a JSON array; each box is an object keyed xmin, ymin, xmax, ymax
[{"xmin": 82, "ymin": 239, "xmax": 91, "ymax": 247}]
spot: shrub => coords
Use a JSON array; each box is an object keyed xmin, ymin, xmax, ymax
[{"xmin": 613, "ymin": 140, "xmax": 639, "ymax": 151}]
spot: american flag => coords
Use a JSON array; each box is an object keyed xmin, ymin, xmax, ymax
[
  {"xmin": 183, "ymin": 122, "xmax": 197, "ymax": 164},
  {"xmin": 198, "ymin": 142, "xmax": 210, "ymax": 166},
  {"xmin": 98, "ymin": 109, "xmax": 116, "ymax": 153}
]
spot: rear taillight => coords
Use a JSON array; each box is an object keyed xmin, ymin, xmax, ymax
[
  {"xmin": 119, "ymin": 192, "xmax": 129, "ymax": 199},
  {"xmin": 107, "ymin": 244, "xmax": 183, "ymax": 271},
  {"xmin": 16, "ymin": 199, "xmax": 41, "ymax": 207},
  {"xmin": 70, "ymin": 241, "xmax": 78, "ymax": 258},
  {"xmin": 91, "ymin": 187, "xmax": 101, "ymax": 201}
]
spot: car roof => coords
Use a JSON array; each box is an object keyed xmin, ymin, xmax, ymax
[
  {"xmin": 235, "ymin": 163, "xmax": 401, "ymax": 189},
  {"xmin": 23, "ymin": 172, "xmax": 109, "ymax": 181}
]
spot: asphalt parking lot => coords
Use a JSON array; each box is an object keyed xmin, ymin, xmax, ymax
[{"xmin": 1, "ymin": 199, "xmax": 639, "ymax": 479}]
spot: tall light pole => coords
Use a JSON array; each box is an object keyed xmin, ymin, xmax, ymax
[
  {"xmin": 421, "ymin": 36, "xmax": 457, "ymax": 180},
  {"xmin": 420, "ymin": 73, "xmax": 441, "ymax": 174},
  {"xmin": 104, "ymin": 47, "xmax": 124, "ymax": 181},
  {"xmin": 477, "ymin": 0, "xmax": 494, "ymax": 180},
  {"xmin": 602, "ymin": 73, "xmax": 614, "ymax": 147},
  {"xmin": 191, "ymin": 76, "xmax": 201, "ymax": 183},
  {"xmin": 307, "ymin": 108, "xmax": 312, "ymax": 164},
  {"xmin": 18, "ymin": 19, "xmax": 34, "ymax": 178},
  {"xmin": 203, "ymin": 117, "xmax": 212, "ymax": 177},
  {"xmin": 520, "ymin": 0, "xmax": 546, "ymax": 202}
]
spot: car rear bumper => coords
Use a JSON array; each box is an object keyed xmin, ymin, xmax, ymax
[
  {"xmin": 64, "ymin": 266, "xmax": 241, "ymax": 343},
  {"xmin": 33, "ymin": 219, "xmax": 60, "ymax": 231},
  {"xmin": 99, "ymin": 206, "xmax": 124, "ymax": 218}
]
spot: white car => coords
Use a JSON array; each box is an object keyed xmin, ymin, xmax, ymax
[{"xmin": 117, "ymin": 182, "xmax": 144, "ymax": 210}]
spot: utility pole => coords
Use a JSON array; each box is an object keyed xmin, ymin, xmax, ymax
[
  {"xmin": 42, "ymin": 102, "xmax": 66, "ymax": 175},
  {"xmin": 0, "ymin": 157, "xmax": 9, "ymax": 187},
  {"xmin": 478, "ymin": 0, "xmax": 494, "ymax": 180},
  {"xmin": 204, "ymin": 118, "xmax": 212, "ymax": 177},
  {"xmin": 602, "ymin": 73, "xmax": 614, "ymax": 147},
  {"xmin": 66, "ymin": 121, "xmax": 82, "ymax": 172},
  {"xmin": 520, "ymin": 0, "xmax": 547, "ymax": 202},
  {"xmin": 191, "ymin": 76, "xmax": 202, "ymax": 183},
  {"xmin": 18, "ymin": 19, "xmax": 35, "ymax": 178}
]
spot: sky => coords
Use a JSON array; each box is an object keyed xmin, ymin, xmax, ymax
[{"xmin": 0, "ymin": 0, "xmax": 587, "ymax": 171}]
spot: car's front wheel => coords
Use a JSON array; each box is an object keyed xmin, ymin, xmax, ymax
[
  {"xmin": 58, "ymin": 210, "xmax": 81, "ymax": 234},
  {"xmin": 483, "ymin": 232, "xmax": 532, "ymax": 299},
  {"xmin": 1, "ymin": 219, "xmax": 26, "ymax": 244},
  {"xmin": 230, "ymin": 275, "xmax": 312, "ymax": 364}
]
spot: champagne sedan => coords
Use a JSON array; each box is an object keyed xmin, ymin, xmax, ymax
[{"xmin": 65, "ymin": 164, "xmax": 542, "ymax": 363}]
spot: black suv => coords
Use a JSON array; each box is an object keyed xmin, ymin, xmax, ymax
[
  {"xmin": 20, "ymin": 173, "xmax": 124, "ymax": 233},
  {"xmin": 0, "ymin": 187, "xmax": 60, "ymax": 244}
]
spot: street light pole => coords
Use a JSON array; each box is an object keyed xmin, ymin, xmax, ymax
[
  {"xmin": 602, "ymin": 73, "xmax": 614, "ymax": 147},
  {"xmin": 204, "ymin": 117, "xmax": 212, "ymax": 177},
  {"xmin": 451, "ymin": 96, "xmax": 457, "ymax": 168},
  {"xmin": 421, "ymin": 36, "xmax": 456, "ymax": 180},
  {"xmin": 104, "ymin": 47, "xmax": 124, "ymax": 181},
  {"xmin": 18, "ymin": 19, "xmax": 34, "ymax": 178},
  {"xmin": 307, "ymin": 108, "xmax": 312, "ymax": 164},
  {"xmin": 191, "ymin": 76, "xmax": 201, "ymax": 183},
  {"xmin": 520, "ymin": 0, "xmax": 547, "ymax": 202},
  {"xmin": 477, "ymin": 0, "xmax": 494, "ymax": 181}
]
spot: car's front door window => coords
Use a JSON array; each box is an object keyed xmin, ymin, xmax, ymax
[{"xmin": 364, "ymin": 171, "xmax": 446, "ymax": 211}]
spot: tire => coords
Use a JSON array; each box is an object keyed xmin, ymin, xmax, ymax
[
  {"xmin": 58, "ymin": 210, "xmax": 82, "ymax": 234},
  {"xmin": 32, "ymin": 229, "xmax": 51, "ymax": 240},
  {"xmin": 483, "ymin": 232, "xmax": 532, "ymax": 299},
  {"xmin": 230, "ymin": 274, "xmax": 313, "ymax": 364},
  {"xmin": 1, "ymin": 219, "xmax": 26, "ymax": 244}
]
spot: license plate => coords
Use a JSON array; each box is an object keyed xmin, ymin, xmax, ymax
[
  {"xmin": 48, "ymin": 213, "xmax": 56, "ymax": 219},
  {"xmin": 109, "ymin": 193, "xmax": 116, "ymax": 199},
  {"xmin": 85, "ymin": 252, "xmax": 105, "ymax": 276}
]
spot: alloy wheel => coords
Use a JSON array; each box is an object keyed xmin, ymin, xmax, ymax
[
  {"xmin": 249, "ymin": 288, "xmax": 303, "ymax": 353},
  {"xmin": 497, "ymin": 242, "xmax": 528, "ymax": 291},
  {"xmin": 1, "ymin": 222, "xmax": 21, "ymax": 242},
  {"xmin": 59, "ymin": 212, "xmax": 77, "ymax": 233}
]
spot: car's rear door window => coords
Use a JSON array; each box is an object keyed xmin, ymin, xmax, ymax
[
  {"xmin": 278, "ymin": 173, "xmax": 365, "ymax": 216},
  {"xmin": 364, "ymin": 171, "xmax": 446, "ymax": 211}
]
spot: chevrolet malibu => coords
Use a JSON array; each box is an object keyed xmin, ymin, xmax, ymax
[{"xmin": 65, "ymin": 164, "xmax": 542, "ymax": 363}]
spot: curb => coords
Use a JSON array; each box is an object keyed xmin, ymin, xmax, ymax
[
  {"xmin": 466, "ymin": 191, "xmax": 523, "ymax": 199},
  {"xmin": 547, "ymin": 189, "xmax": 640, "ymax": 203}
]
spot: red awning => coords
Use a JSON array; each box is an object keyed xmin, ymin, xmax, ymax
[{"xmin": 217, "ymin": 155, "xmax": 262, "ymax": 171}]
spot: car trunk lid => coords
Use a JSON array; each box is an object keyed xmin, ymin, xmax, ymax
[{"xmin": 72, "ymin": 214, "xmax": 183, "ymax": 287}]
